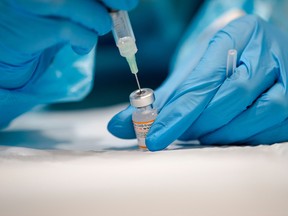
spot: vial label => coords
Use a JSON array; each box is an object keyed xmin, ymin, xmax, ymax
[{"xmin": 133, "ymin": 119, "xmax": 155, "ymax": 149}]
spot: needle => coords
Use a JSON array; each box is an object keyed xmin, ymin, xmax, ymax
[{"xmin": 134, "ymin": 73, "xmax": 142, "ymax": 94}]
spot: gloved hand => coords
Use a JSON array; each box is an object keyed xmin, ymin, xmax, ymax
[
  {"xmin": 108, "ymin": 15, "xmax": 288, "ymax": 151},
  {"xmin": 0, "ymin": 0, "xmax": 138, "ymax": 128}
]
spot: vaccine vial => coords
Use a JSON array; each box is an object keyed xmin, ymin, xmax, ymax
[{"xmin": 129, "ymin": 88, "xmax": 157, "ymax": 150}]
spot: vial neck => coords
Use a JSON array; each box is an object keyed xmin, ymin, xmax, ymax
[{"xmin": 137, "ymin": 105, "xmax": 153, "ymax": 111}]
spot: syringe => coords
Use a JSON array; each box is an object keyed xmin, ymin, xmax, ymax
[{"xmin": 110, "ymin": 10, "xmax": 142, "ymax": 92}]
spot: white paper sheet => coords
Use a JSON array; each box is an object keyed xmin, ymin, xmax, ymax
[{"xmin": 0, "ymin": 105, "xmax": 288, "ymax": 216}]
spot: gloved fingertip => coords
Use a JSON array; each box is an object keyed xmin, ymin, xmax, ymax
[
  {"xmin": 107, "ymin": 121, "xmax": 135, "ymax": 139},
  {"xmin": 107, "ymin": 116, "xmax": 136, "ymax": 139},
  {"xmin": 71, "ymin": 46, "xmax": 91, "ymax": 55},
  {"xmin": 123, "ymin": 0, "xmax": 139, "ymax": 10},
  {"xmin": 146, "ymin": 127, "xmax": 170, "ymax": 151},
  {"xmin": 102, "ymin": 0, "xmax": 139, "ymax": 10},
  {"xmin": 98, "ymin": 18, "xmax": 112, "ymax": 36},
  {"xmin": 107, "ymin": 106, "xmax": 136, "ymax": 139},
  {"xmin": 146, "ymin": 135, "xmax": 163, "ymax": 152}
]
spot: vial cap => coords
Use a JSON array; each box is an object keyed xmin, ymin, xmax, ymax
[{"xmin": 129, "ymin": 88, "xmax": 155, "ymax": 108}]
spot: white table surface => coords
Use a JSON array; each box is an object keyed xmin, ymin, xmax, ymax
[{"xmin": 0, "ymin": 105, "xmax": 288, "ymax": 216}]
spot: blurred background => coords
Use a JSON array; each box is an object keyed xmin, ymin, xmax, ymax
[{"xmin": 49, "ymin": 0, "xmax": 204, "ymax": 110}]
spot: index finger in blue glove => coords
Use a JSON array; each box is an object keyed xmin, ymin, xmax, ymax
[
  {"xmin": 10, "ymin": 0, "xmax": 112, "ymax": 35},
  {"xmin": 38, "ymin": 17, "xmax": 98, "ymax": 55},
  {"xmin": 145, "ymin": 16, "xmax": 259, "ymax": 151},
  {"xmin": 1, "ymin": 1, "xmax": 100, "ymax": 55}
]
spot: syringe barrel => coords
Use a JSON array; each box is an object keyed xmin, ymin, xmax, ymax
[
  {"xmin": 110, "ymin": 11, "xmax": 138, "ymax": 58},
  {"xmin": 110, "ymin": 10, "xmax": 134, "ymax": 41}
]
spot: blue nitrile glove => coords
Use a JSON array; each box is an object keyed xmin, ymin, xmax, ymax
[
  {"xmin": 108, "ymin": 15, "xmax": 288, "ymax": 150},
  {"xmin": 0, "ymin": 0, "xmax": 138, "ymax": 128}
]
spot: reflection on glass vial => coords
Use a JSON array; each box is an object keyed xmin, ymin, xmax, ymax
[{"xmin": 129, "ymin": 88, "xmax": 157, "ymax": 150}]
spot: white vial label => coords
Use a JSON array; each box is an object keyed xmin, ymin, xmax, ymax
[{"xmin": 133, "ymin": 119, "xmax": 155, "ymax": 149}]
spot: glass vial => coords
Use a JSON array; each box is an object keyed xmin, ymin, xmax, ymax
[{"xmin": 129, "ymin": 88, "xmax": 157, "ymax": 150}]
